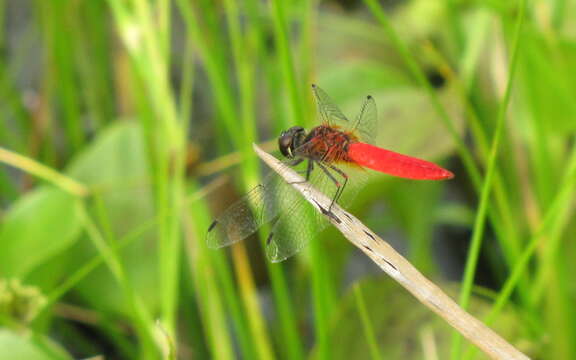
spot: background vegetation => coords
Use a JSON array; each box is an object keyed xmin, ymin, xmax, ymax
[{"xmin": 0, "ymin": 0, "xmax": 574, "ymax": 359}]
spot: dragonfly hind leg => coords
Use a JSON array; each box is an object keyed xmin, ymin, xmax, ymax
[{"xmin": 317, "ymin": 162, "xmax": 348, "ymax": 212}]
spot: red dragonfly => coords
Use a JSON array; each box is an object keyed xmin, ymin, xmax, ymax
[{"xmin": 208, "ymin": 85, "xmax": 453, "ymax": 262}]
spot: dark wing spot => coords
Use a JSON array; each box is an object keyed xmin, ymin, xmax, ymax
[
  {"xmin": 266, "ymin": 232, "xmax": 275, "ymax": 245},
  {"xmin": 208, "ymin": 220, "xmax": 218, "ymax": 232}
]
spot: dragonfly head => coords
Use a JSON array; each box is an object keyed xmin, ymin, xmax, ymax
[{"xmin": 278, "ymin": 126, "xmax": 306, "ymax": 159}]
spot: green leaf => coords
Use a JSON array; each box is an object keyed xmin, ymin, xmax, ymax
[
  {"xmin": 66, "ymin": 121, "xmax": 159, "ymax": 315},
  {"xmin": 318, "ymin": 61, "xmax": 412, "ymax": 101},
  {"xmin": 0, "ymin": 330, "xmax": 72, "ymax": 360},
  {"xmin": 0, "ymin": 188, "xmax": 82, "ymax": 278},
  {"xmin": 518, "ymin": 26, "xmax": 576, "ymax": 134}
]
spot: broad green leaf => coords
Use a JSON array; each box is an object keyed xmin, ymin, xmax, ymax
[
  {"xmin": 517, "ymin": 26, "xmax": 576, "ymax": 135},
  {"xmin": 0, "ymin": 188, "xmax": 82, "ymax": 278},
  {"xmin": 0, "ymin": 330, "xmax": 71, "ymax": 360},
  {"xmin": 317, "ymin": 61, "xmax": 412, "ymax": 102},
  {"xmin": 66, "ymin": 121, "xmax": 159, "ymax": 315}
]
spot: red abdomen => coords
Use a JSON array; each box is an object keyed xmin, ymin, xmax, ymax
[{"xmin": 347, "ymin": 142, "xmax": 453, "ymax": 180}]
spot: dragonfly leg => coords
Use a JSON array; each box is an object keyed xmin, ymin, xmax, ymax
[
  {"xmin": 324, "ymin": 163, "xmax": 349, "ymax": 211},
  {"xmin": 304, "ymin": 160, "xmax": 314, "ymax": 181},
  {"xmin": 316, "ymin": 162, "xmax": 348, "ymax": 212},
  {"xmin": 287, "ymin": 158, "xmax": 304, "ymax": 167},
  {"xmin": 289, "ymin": 159, "xmax": 314, "ymax": 185}
]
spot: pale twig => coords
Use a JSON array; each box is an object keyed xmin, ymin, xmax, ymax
[{"xmin": 253, "ymin": 144, "xmax": 529, "ymax": 360}]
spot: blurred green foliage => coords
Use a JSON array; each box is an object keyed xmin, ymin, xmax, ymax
[{"xmin": 0, "ymin": 0, "xmax": 575, "ymax": 359}]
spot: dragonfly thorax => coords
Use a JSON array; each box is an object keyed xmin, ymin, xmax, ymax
[{"xmin": 278, "ymin": 126, "xmax": 307, "ymax": 159}]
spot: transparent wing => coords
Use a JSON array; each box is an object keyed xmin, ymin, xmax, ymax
[
  {"xmin": 265, "ymin": 194, "xmax": 315, "ymax": 262},
  {"xmin": 352, "ymin": 95, "xmax": 378, "ymax": 145},
  {"xmin": 206, "ymin": 171, "xmax": 297, "ymax": 249},
  {"xmin": 312, "ymin": 84, "xmax": 349, "ymax": 128},
  {"xmin": 207, "ymin": 158, "xmax": 371, "ymax": 262},
  {"xmin": 312, "ymin": 85, "xmax": 378, "ymax": 144},
  {"xmin": 264, "ymin": 160, "xmax": 371, "ymax": 262}
]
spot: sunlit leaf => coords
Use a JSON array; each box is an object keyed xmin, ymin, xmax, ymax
[
  {"xmin": 66, "ymin": 121, "xmax": 159, "ymax": 314},
  {"xmin": 0, "ymin": 188, "xmax": 82, "ymax": 278},
  {"xmin": 0, "ymin": 330, "xmax": 72, "ymax": 360}
]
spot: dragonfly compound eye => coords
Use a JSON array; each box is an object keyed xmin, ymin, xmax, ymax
[
  {"xmin": 278, "ymin": 132, "xmax": 294, "ymax": 158},
  {"xmin": 279, "ymin": 126, "xmax": 306, "ymax": 159}
]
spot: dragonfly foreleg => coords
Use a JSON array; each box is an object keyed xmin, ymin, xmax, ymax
[
  {"xmin": 287, "ymin": 158, "xmax": 304, "ymax": 167},
  {"xmin": 289, "ymin": 159, "xmax": 314, "ymax": 185}
]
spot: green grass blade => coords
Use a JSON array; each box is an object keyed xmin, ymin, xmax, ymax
[
  {"xmin": 363, "ymin": 0, "xmax": 481, "ymax": 189},
  {"xmin": 450, "ymin": 0, "xmax": 527, "ymax": 358},
  {"xmin": 78, "ymin": 200, "xmax": 158, "ymax": 358},
  {"xmin": 354, "ymin": 284, "xmax": 383, "ymax": 360},
  {"xmin": 270, "ymin": 0, "xmax": 305, "ymax": 125}
]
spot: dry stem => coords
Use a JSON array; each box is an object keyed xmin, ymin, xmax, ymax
[{"xmin": 253, "ymin": 144, "xmax": 529, "ymax": 360}]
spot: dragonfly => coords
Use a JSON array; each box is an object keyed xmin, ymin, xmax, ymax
[{"xmin": 207, "ymin": 85, "xmax": 453, "ymax": 262}]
